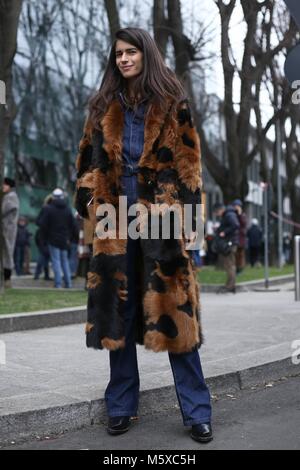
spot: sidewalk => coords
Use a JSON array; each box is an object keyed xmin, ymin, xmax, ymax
[
  {"xmin": 8, "ymin": 274, "xmax": 85, "ymax": 290},
  {"xmin": 0, "ymin": 285, "xmax": 300, "ymax": 445},
  {"xmin": 8, "ymin": 271, "xmax": 295, "ymax": 292}
]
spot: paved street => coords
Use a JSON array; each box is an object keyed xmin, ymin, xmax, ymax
[
  {"xmin": 2, "ymin": 375, "xmax": 300, "ymax": 450},
  {"xmin": 1, "ymin": 285, "xmax": 300, "ymax": 447}
]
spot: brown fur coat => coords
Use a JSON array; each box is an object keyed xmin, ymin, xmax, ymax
[{"xmin": 75, "ymin": 97, "xmax": 203, "ymax": 353}]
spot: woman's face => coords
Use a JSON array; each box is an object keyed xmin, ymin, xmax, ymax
[{"xmin": 115, "ymin": 39, "xmax": 143, "ymax": 80}]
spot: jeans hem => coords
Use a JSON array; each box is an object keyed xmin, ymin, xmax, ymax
[
  {"xmin": 108, "ymin": 411, "xmax": 138, "ymax": 417},
  {"xmin": 183, "ymin": 416, "xmax": 212, "ymax": 427}
]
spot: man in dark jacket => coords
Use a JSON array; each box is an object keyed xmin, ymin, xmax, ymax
[
  {"xmin": 232, "ymin": 199, "xmax": 247, "ymax": 274},
  {"xmin": 37, "ymin": 188, "xmax": 77, "ymax": 288},
  {"xmin": 213, "ymin": 202, "xmax": 240, "ymax": 293},
  {"xmin": 247, "ymin": 218, "xmax": 263, "ymax": 267},
  {"xmin": 34, "ymin": 226, "xmax": 51, "ymax": 281}
]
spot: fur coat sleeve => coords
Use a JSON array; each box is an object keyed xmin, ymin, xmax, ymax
[
  {"xmin": 74, "ymin": 115, "xmax": 95, "ymax": 220},
  {"xmin": 174, "ymin": 100, "xmax": 203, "ymax": 247}
]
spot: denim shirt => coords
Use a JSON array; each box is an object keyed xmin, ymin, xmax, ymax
[{"xmin": 118, "ymin": 92, "xmax": 147, "ymax": 208}]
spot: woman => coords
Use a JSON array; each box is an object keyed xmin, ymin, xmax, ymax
[{"xmin": 75, "ymin": 27, "xmax": 212, "ymax": 443}]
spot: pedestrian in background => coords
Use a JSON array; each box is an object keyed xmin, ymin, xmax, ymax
[
  {"xmin": 38, "ymin": 188, "xmax": 76, "ymax": 288},
  {"xmin": 1, "ymin": 177, "xmax": 20, "ymax": 288},
  {"xmin": 34, "ymin": 194, "xmax": 52, "ymax": 281},
  {"xmin": 283, "ymin": 232, "xmax": 292, "ymax": 264},
  {"xmin": 232, "ymin": 199, "xmax": 247, "ymax": 274},
  {"xmin": 247, "ymin": 218, "xmax": 263, "ymax": 267},
  {"xmin": 23, "ymin": 234, "xmax": 32, "ymax": 275},
  {"xmin": 76, "ymin": 214, "xmax": 93, "ymax": 289},
  {"xmin": 204, "ymin": 220, "xmax": 218, "ymax": 265},
  {"xmin": 75, "ymin": 27, "xmax": 213, "ymax": 443},
  {"xmin": 34, "ymin": 228, "xmax": 51, "ymax": 280},
  {"xmin": 213, "ymin": 202, "xmax": 240, "ymax": 293},
  {"xmin": 68, "ymin": 211, "xmax": 80, "ymax": 279},
  {"xmin": 14, "ymin": 216, "xmax": 32, "ymax": 276}
]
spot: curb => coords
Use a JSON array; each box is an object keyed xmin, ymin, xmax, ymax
[
  {"xmin": 0, "ymin": 307, "xmax": 86, "ymax": 334},
  {"xmin": 11, "ymin": 287, "xmax": 84, "ymax": 291},
  {"xmin": 200, "ymin": 274, "xmax": 294, "ymax": 293},
  {"xmin": 0, "ymin": 356, "xmax": 299, "ymax": 447}
]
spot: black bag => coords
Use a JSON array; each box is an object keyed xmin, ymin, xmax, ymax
[{"xmin": 211, "ymin": 235, "xmax": 233, "ymax": 256}]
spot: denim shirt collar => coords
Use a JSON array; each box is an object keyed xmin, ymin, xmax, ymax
[{"xmin": 118, "ymin": 91, "xmax": 148, "ymax": 115}]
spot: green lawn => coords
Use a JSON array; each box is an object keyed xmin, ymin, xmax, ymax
[
  {"xmin": 197, "ymin": 264, "xmax": 294, "ymax": 285},
  {"xmin": 0, "ymin": 265, "xmax": 294, "ymax": 314},
  {"xmin": 0, "ymin": 289, "xmax": 87, "ymax": 315}
]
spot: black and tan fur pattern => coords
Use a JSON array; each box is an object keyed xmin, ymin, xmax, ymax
[{"xmin": 74, "ymin": 98, "xmax": 203, "ymax": 353}]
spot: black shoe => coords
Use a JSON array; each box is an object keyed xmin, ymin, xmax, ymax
[
  {"xmin": 190, "ymin": 423, "xmax": 213, "ymax": 443},
  {"xmin": 107, "ymin": 416, "xmax": 132, "ymax": 435},
  {"xmin": 217, "ymin": 286, "xmax": 236, "ymax": 294},
  {"xmin": 226, "ymin": 286, "xmax": 236, "ymax": 294}
]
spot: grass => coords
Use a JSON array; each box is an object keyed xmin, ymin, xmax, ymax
[
  {"xmin": 0, "ymin": 289, "xmax": 87, "ymax": 315},
  {"xmin": 0, "ymin": 264, "xmax": 294, "ymax": 314},
  {"xmin": 197, "ymin": 264, "xmax": 294, "ymax": 285}
]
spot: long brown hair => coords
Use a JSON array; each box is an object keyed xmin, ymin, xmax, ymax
[{"xmin": 89, "ymin": 27, "xmax": 186, "ymax": 129}]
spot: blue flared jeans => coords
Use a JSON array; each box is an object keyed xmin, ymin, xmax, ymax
[{"xmin": 104, "ymin": 180, "xmax": 212, "ymax": 426}]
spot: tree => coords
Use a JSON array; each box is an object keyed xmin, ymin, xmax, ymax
[
  {"xmin": 13, "ymin": 0, "xmax": 109, "ymax": 191},
  {"xmin": 104, "ymin": 0, "xmax": 120, "ymax": 40},
  {"xmin": 274, "ymin": 75, "xmax": 300, "ymax": 238},
  {"xmin": 262, "ymin": 8, "xmax": 300, "ymax": 247},
  {"xmin": 164, "ymin": 0, "xmax": 297, "ymax": 203},
  {"xmin": 153, "ymin": 0, "xmax": 169, "ymax": 58},
  {"xmin": 0, "ymin": 0, "xmax": 23, "ymax": 294}
]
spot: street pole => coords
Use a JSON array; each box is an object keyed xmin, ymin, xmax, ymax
[
  {"xmin": 0, "ymin": 107, "xmax": 4, "ymax": 295},
  {"xmin": 295, "ymin": 236, "xmax": 300, "ymax": 301},
  {"xmin": 276, "ymin": 120, "xmax": 283, "ymax": 268},
  {"xmin": 263, "ymin": 183, "xmax": 269, "ymax": 289}
]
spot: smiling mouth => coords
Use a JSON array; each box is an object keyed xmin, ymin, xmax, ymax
[{"xmin": 121, "ymin": 66, "xmax": 133, "ymax": 71}]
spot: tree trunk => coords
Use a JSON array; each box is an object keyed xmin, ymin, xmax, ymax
[
  {"xmin": 0, "ymin": 0, "xmax": 23, "ymax": 294},
  {"xmin": 167, "ymin": 0, "xmax": 193, "ymax": 97},
  {"xmin": 104, "ymin": 0, "xmax": 120, "ymax": 41},
  {"xmin": 153, "ymin": 0, "xmax": 169, "ymax": 58}
]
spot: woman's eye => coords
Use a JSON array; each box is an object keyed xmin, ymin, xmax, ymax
[{"xmin": 116, "ymin": 50, "xmax": 136, "ymax": 57}]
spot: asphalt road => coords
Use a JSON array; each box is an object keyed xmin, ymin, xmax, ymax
[{"xmin": 2, "ymin": 375, "xmax": 300, "ymax": 451}]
